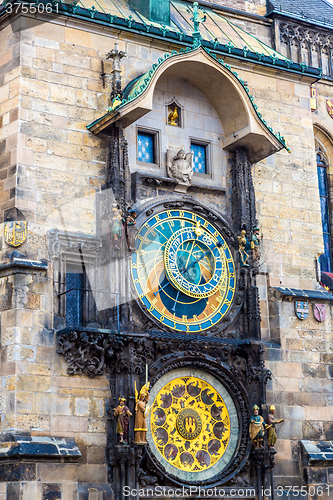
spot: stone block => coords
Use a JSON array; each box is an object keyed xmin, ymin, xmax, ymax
[
  {"xmin": 305, "ymin": 467, "xmax": 328, "ymax": 484},
  {"xmin": 282, "ymin": 406, "xmax": 305, "ymax": 420},
  {"xmin": 61, "ymin": 483, "xmax": 77, "ymax": 500},
  {"xmin": 50, "ymin": 84, "xmax": 76, "ymax": 105},
  {"xmin": 42, "ymin": 483, "xmax": 61, "ymax": 500},
  {"xmin": 74, "ymin": 398, "xmax": 91, "ymax": 417},
  {"xmin": 304, "ymin": 406, "xmax": 331, "ymax": 420},
  {"xmin": 92, "ymin": 399, "xmax": 104, "ymax": 418},
  {"xmin": 21, "ymin": 482, "xmax": 42, "ymax": 500},
  {"xmin": 50, "ymin": 416, "xmax": 88, "ymax": 434},
  {"xmin": 302, "ymin": 421, "xmax": 324, "ymax": 440},
  {"xmin": 275, "ymin": 362, "xmax": 302, "ymax": 378},
  {"xmin": 87, "ymin": 446, "xmax": 106, "ymax": 465},
  {"xmin": 16, "ymin": 391, "xmax": 35, "ymax": 413},
  {"xmin": 77, "ymin": 465, "xmax": 107, "ymax": 483},
  {"xmin": 0, "ymin": 463, "xmax": 36, "ymax": 482},
  {"xmin": 323, "ymin": 421, "xmax": 333, "ymax": 440},
  {"xmin": 299, "ymin": 392, "xmax": 325, "ymax": 407},
  {"xmin": 302, "ymin": 364, "xmax": 327, "ymax": 379},
  {"xmin": 278, "ymin": 420, "xmax": 302, "ymax": 439},
  {"xmin": 16, "ymin": 375, "xmax": 51, "ymax": 392},
  {"xmin": 37, "ymin": 464, "xmax": 78, "ymax": 482}
]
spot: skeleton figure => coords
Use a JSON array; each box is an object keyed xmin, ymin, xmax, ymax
[{"xmin": 167, "ymin": 149, "xmax": 193, "ymax": 184}]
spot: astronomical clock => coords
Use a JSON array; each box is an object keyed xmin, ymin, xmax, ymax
[
  {"xmin": 123, "ymin": 198, "xmax": 256, "ymax": 489},
  {"xmin": 131, "ymin": 207, "xmax": 236, "ymax": 333}
]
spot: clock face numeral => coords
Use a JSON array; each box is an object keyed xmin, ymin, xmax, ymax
[{"xmin": 131, "ymin": 209, "xmax": 236, "ymax": 333}]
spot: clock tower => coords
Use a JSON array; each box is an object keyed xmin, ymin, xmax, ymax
[{"xmin": 84, "ymin": 43, "xmax": 285, "ymax": 497}]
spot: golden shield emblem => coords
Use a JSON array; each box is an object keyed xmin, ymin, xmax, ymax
[
  {"xmin": 4, "ymin": 221, "xmax": 27, "ymax": 247},
  {"xmin": 327, "ymin": 99, "xmax": 333, "ymax": 119}
]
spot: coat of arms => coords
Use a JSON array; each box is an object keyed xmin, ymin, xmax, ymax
[
  {"xmin": 313, "ymin": 303, "xmax": 326, "ymax": 322},
  {"xmin": 327, "ymin": 99, "xmax": 333, "ymax": 119},
  {"xmin": 4, "ymin": 221, "xmax": 27, "ymax": 247},
  {"xmin": 295, "ymin": 301, "xmax": 308, "ymax": 320}
]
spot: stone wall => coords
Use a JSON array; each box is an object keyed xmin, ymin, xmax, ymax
[
  {"xmin": 0, "ymin": 21, "xmax": 20, "ymax": 224},
  {"xmin": 204, "ymin": 0, "xmax": 267, "ymax": 16}
]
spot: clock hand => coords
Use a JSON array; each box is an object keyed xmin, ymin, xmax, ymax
[
  {"xmin": 180, "ymin": 242, "xmax": 222, "ymax": 274},
  {"xmin": 184, "ymin": 240, "xmax": 196, "ymax": 269},
  {"xmin": 153, "ymin": 276, "xmax": 173, "ymax": 296},
  {"xmin": 172, "ymin": 289, "xmax": 180, "ymax": 312}
]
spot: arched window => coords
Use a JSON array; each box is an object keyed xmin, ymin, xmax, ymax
[{"xmin": 317, "ymin": 149, "xmax": 332, "ymax": 272}]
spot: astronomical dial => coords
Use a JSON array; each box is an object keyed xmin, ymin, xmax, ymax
[
  {"xmin": 147, "ymin": 370, "xmax": 240, "ymax": 483},
  {"xmin": 131, "ymin": 209, "xmax": 236, "ymax": 333}
]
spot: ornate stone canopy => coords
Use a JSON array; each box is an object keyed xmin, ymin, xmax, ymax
[{"xmin": 88, "ymin": 46, "xmax": 287, "ymax": 163}]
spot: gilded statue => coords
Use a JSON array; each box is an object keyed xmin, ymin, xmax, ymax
[
  {"xmin": 126, "ymin": 208, "xmax": 138, "ymax": 252},
  {"xmin": 110, "ymin": 204, "xmax": 124, "ymax": 250},
  {"xmin": 168, "ymin": 106, "xmax": 178, "ymax": 126},
  {"xmin": 249, "ymin": 404, "xmax": 265, "ymax": 449},
  {"xmin": 166, "ymin": 149, "xmax": 193, "ymax": 184},
  {"xmin": 114, "ymin": 397, "xmax": 132, "ymax": 444},
  {"xmin": 267, "ymin": 405, "xmax": 284, "ymax": 449},
  {"xmin": 251, "ymin": 226, "xmax": 262, "ymax": 265},
  {"xmin": 134, "ymin": 382, "xmax": 150, "ymax": 444},
  {"xmin": 238, "ymin": 230, "xmax": 250, "ymax": 267}
]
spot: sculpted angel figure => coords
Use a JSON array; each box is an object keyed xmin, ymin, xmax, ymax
[
  {"xmin": 167, "ymin": 149, "xmax": 193, "ymax": 184},
  {"xmin": 134, "ymin": 382, "xmax": 150, "ymax": 444}
]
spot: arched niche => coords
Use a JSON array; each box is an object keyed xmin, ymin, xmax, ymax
[{"xmin": 92, "ymin": 48, "xmax": 284, "ymax": 164}]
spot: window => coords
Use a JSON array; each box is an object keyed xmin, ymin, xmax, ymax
[
  {"xmin": 65, "ymin": 264, "xmax": 85, "ymax": 326},
  {"xmin": 191, "ymin": 142, "xmax": 207, "ymax": 174},
  {"xmin": 137, "ymin": 131, "xmax": 157, "ymax": 164},
  {"xmin": 317, "ymin": 153, "xmax": 332, "ymax": 272}
]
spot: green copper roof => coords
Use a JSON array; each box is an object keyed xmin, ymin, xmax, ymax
[{"xmin": 0, "ymin": 0, "xmax": 322, "ymax": 78}]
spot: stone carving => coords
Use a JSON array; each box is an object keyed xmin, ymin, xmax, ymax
[
  {"xmin": 279, "ymin": 21, "xmax": 331, "ymax": 76},
  {"xmin": 166, "ymin": 149, "xmax": 193, "ymax": 184},
  {"xmin": 48, "ymin": 229, "xmax": 102, "ymax": 258},
  {"xmin": 56, "ymin": 329, "xmax": 124, "ymax": 377}
]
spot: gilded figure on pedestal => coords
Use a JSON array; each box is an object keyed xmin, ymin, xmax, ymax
[
  {"xmin": 134, "ymin": 382, "xmax": 150, "ymax": 444},
  {"xmin": 249, "ymin": 404, "xmax": 265, "ymax": 449},
  {"xmin": 114, "ymin": 397, "xmax": 132, "ymax": 444},
  {"xmin": 267, "ymin": 405, "xmax": 284, "ymax": 449}
]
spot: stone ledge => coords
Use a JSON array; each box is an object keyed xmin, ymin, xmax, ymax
[
  {"xmin": 131, "ymin": 171, "xmax": 226, "ymax": 195},
  {"xmin": 301, "ymin": 440, "xmax": 333, "ymax": 466},
  {"xmin": 270, "ymin": 287, "xmax": 333, "ymax": 302},
  {"xmin": 0, "ymin": 436, "xmax": 81, "ymax": 462},
  {"xmin": 0, "ymin": 258, "xmax": 48, "ymax": 278}
]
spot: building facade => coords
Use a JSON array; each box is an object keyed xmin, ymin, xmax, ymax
[{"xmin": 0, "ymin": 1, "xmax": 332, "ymax": 499}]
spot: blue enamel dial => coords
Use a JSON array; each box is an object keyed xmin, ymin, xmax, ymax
[{"xmin": 131, "ymin": 209, "xmax": 236, "ymax": 333}]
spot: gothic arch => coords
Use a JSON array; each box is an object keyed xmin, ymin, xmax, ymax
[{"xmin": 314, "ymin": 125, "xmax": 333, "ymax": 171}]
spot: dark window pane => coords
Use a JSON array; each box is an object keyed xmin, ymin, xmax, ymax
[
  {"xmin": 138, "ymin": 133, "xmax": 154, "ymax": 163},
  {"xmin": 317, "ymin": 165, "xmax": 328, "ymax": 195},
  {"xmin": 191, "ymin": 143, "xmax": 207, "ymax": 173},
  {"xmin": 317, "ymin": 160, "xmax": 332, "ymax": 272},
  {"xmin": 320, "ymin": 196, "xmax": 330, "ymax": 234},
  {"xmin": 320, "ymin": 234, "xmax": 332, "ymax": 272},
  {"xmin": 66, "ymin": 272, "xmax": 84, "ymax": 326}
]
